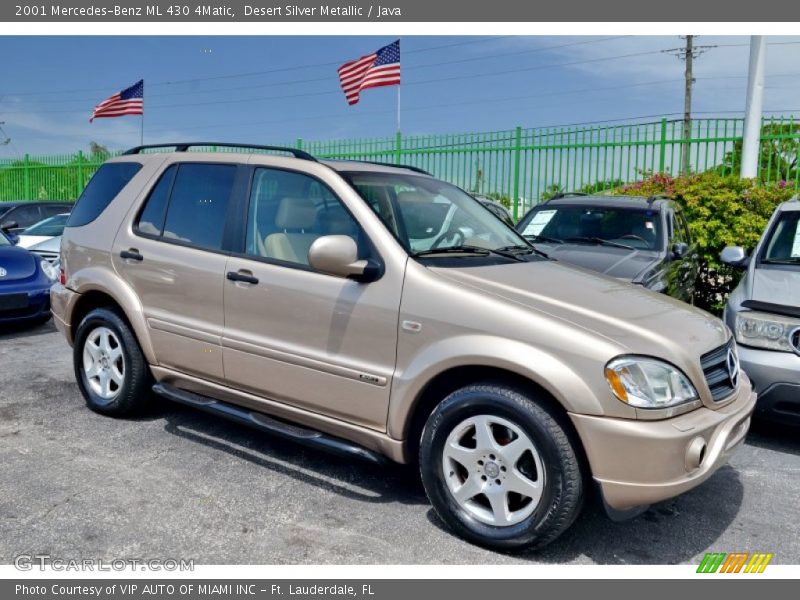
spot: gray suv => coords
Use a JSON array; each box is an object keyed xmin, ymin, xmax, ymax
[
  {"xmin": 722, "ymin": 197, "xmax": 800, "ymax": 425},
  {"xmin": 516, "ymin": 194, "xmax": 699, "ymax": 302}
]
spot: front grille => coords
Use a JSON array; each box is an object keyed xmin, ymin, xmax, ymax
[
  {"xmin": 700, "ymin": 338, "xmax": 737, "ymax": 402},
  {"xmin": 30, "ymin": 249, "xmax": 59, "ymax": 264}
]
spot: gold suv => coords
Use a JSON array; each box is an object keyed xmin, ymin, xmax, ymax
[{"xmin": 52, "ymin": 144, "xmax": 756, "ymax": 550}]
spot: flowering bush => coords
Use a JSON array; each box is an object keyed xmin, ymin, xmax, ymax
[{"xmin": 616, "ymin": 172, "xmax": 795, "ymax": 312}]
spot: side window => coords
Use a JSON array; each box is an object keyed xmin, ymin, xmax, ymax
[
  {"xmin": 9, "ymin": 205, "xmax": 42, "ymax": 228},
  {"xmin": 245, "ymin": 168, "xmax": 365, "ymax": 267},
  {"xmin": 161, "ymin": 164, "xmax": 236, "ymax": 251},
  {"xmin": 43, "ymin": 205, "xmax": 69, "ymax": 218},
  {"xmin": 135, "ymin": 165, "xmax": 177, "ymax": 237},
  {"xmin": 67, "ymin": 162, "xmax": 142, "ymax": 227},
  {"xmin": 671, "ymin": 210, "xmax": 689, "ymax": 245}
]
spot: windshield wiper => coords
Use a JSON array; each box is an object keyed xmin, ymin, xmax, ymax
[
  {"xmin": 563, "ymin": 236, "xmax": 634, "ymax": 250},
  {"xmin": 524, "ymin": 233, "xmax": 563, "ymax": 244},
  {"xmin": 412, "ymin": 244, "xmax": 524, "ymax": 262},
  {"xmin": 496, "ymin": 243, "xmax": 550, "ymax": 260},
  {"xmin": 762, "ymin": 258, "xmax": 800, "ymax": 265}
]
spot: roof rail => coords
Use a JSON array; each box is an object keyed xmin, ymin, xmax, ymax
[
  {"xmin": 543, "ymin": 191, "xmax": 587, "ymax": 203},
  {"xmin": 333, "ymin": 159, "xmax": 431, "ymax": 176},
  {"xmin": 122, "ymin": 143, "xmax": 317, "ymax": 161},
  {"xmin": 646, "ymin": 194, "xmax": 671, "ymax": 205}
]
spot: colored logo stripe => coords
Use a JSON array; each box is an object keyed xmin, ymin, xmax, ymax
[{"xmin": 697, "ymin": 552, "xmax": 773, "ymax": 573}]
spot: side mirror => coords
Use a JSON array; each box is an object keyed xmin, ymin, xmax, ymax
[
  {"xmin": 672, "ymin": 242, "xmax": 689, "ymax": 259},
  {"xmin": 308, "ymin": 235, "xmax": 380, "ymax": 282},
  {"xmin": 720, "ymin": 246, "xmax": 748, "ymax": 269}
]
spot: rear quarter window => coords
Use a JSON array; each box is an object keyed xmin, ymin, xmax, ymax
[{"xmin": 67, "ymin": 162, "xmax": 142, "ymax": 227}]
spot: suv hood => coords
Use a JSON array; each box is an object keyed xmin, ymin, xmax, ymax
[
  {"xmin": 534, "ymin": 243, "xmax": 660, "ymax": 281},
  {"xmin": 750, "ymin": 266, "xmax": 800, "ymax": 306},
  {"xmin": 430, "ymin": 259, "xmax": 728, "ymax": 359},
  {"xmin": 0, "ymin": 245, "xmax": 37, "ymax": 281}
]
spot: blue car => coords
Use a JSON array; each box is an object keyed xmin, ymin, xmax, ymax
[{"xmin": 0, "ymin": 229, "xmax": 58, "ymax": 326}]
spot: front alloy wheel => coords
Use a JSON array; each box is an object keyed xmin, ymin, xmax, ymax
[
  {"xmin": 442, "ymin": 415, "xmax": 545, "ymax": 526},
  {"xmin": 420, "ymin": 383, "xmax": 584, "ymax": 550}
]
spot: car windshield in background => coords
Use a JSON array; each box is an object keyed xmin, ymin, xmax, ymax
[
  {"xmin": 22, "ymin": 213, "xmax": 69, "ymax": 236},
  {"xmin": 518, "ymin": 204, "xmax": 662, "ymax": 251},
  {"xmin": 343, "ymin": 172, "xmax": 528, "ymax": 256},
  {"xmin": 762, "ymin": 211, "xmax": 800, "ymax": 266}
]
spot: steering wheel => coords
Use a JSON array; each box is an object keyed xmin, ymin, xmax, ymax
[
  {"xmin": 619, "ymin": 234, "xmax": 648, "ymax": 243},
  {"xmin": 431, "ymin": 229, "xmax": 465, "ymax": 249}
]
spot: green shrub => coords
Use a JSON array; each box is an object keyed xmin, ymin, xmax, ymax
[{"xmin": 616, "ymin": 172, "xmax": 795, "ymax": 313}]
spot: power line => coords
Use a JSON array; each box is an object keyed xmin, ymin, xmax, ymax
[
  {"xmin": 4, "ymin": 36, "xmax": 631, "ymax": 106},
  {"xmin": 0, "ymin": 46, "xmax": 686, "ymax": 115}
]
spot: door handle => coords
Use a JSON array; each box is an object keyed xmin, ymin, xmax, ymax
[
  {"xmin": 227, "ymin": 270, "xmax": 259, "ymax": 285},
  {"xmin": 120, "ymin": 249, "xmax": 143, "ymax": 261}
]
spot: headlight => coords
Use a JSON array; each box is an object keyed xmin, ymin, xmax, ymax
[
  {"xmin": 605, "ymin": 357, "xmax": 699, "ymax": 409},
  {"xmin": 735, "ymin": 311, "xmax": 799, "ymax": 352},
  {"xmin": 40, "ymin": 259, "xmax": 58, "ymax": 282}
]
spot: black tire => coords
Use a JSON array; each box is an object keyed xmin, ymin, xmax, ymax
[
  {"xmin": 419, "ymin": 383, "xmax": 584, "ymax": 551},
  {"xmin": 73, "ymin": 307, "xmax": 153, "ymax": 416}
]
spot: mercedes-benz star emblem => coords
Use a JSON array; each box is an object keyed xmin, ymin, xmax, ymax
[
  {"xmin": 0, "ymin": 267, "xmax": 7, "ymax": 278},
  {"xmin": 726, "ymin": 348, "xmax": 740, "ymax": 388}
]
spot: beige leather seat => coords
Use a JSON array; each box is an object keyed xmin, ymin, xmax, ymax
[{"xmin": 264, "ymin": 197, "xmax": 319, "ymax": 264}]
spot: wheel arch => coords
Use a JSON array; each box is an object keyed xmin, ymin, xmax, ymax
[{"xmin": 67, "ymin": 269, "xmax": 156, "ymax": 364}]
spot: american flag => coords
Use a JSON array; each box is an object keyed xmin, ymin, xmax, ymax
[
  {"xmin": 338, "ymin": 41, "xmax": 400, "ymax": 106},
  {"xmin": 90, "ymin": 80, "xmax": 144, "ymax": 122}
]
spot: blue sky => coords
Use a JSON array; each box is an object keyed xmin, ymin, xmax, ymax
[{"xmin": 1, "ymin": 35, "xmax": 799, "ymax": 155}]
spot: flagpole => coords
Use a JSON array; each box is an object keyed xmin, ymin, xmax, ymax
[
  {"xmin": 140, "ymin": 79, "xmax": 144, "ymax": 145},
  {"xmin": 396, "ymin": 85, "xmax": 401, "ymax": 134}
]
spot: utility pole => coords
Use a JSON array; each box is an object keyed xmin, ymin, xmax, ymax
[
  {"xmin": 741, "ymin": 36, "xmax": 766, "ymax": 179},
  {"xmin": 681, "ymin": 35, "xmax": 694, "ymax": 176},
  {"xmin": 663, "ymin": 36, "xmax": 715, "ymax": 175}
]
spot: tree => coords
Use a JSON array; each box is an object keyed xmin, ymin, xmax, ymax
[{"xmin": 720, "ymin": 122, "xmax": 800, "ymax": 182}]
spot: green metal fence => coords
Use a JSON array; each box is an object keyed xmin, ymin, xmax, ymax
[{"xmin": 2, "ymin": 116, "xmax": 798, "ymax": 219}]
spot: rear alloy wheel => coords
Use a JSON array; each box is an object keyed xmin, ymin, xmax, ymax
[
  {"xmin": 73, "ymin": 308, "xmax": 153, "ymax": 416},
  {"xmin": 82, "ymin": 326, "xmax": 125, "ymax": 402},
  {"xmin": 420, "ymin": 384, "xmax": 584, "ymax": 550}
]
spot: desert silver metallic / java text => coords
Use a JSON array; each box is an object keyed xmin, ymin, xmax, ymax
[
  {"xmin": 82, "ymin": 326, "xmax": 125, "ymax": 401},
  {"xmin": 442, "ymin": 415, "xmax": 545, "ymax": 526}
]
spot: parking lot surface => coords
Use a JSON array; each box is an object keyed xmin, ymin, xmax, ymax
[{"xmin": 1, "ymin": 321, "xmax": 798, "ymax": 565}]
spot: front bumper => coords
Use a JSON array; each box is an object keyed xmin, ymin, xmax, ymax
[
  {"xmin": 0, "ymin": 286, "xmax": 51, "ymax": 324},
  {"xmin": 570, "ymin": 375, "xmax": 756, "ymax": 511},
  {"xmin": 738, "ymin": 344, "xmax": 800, "ymax": 425}
]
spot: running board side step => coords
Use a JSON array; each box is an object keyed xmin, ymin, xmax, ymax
[{"xmin": 152, "ymin": 383, "xmax": 387, "ymax": 466}]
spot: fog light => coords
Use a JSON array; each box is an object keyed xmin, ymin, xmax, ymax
[{"xmin": 685, "ymin": 437, "xmax": 707, "ymax": 471}]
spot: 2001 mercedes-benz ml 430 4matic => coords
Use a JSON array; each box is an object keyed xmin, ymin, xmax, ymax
[{"xmin": 51, "ymin": 143, "xmax": 755, "ymax": 551}]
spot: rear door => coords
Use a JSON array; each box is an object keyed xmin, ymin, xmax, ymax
[
  {"xmin": 221, "ymin": 166, "xmax": 404, "ymax": 430},
  {"xmin": 113, "ymin": 161, "xmax": 242, "ymax": 382}
]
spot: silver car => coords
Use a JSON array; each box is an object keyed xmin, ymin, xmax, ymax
[{"xmin": 722, "ymin": 197, "xmax": 800, "ymax": 425}]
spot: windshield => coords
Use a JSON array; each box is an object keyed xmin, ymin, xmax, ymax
[
  {"xmin": 22, "ymin": 213, "xmax": 69, "ymax": 237},
  {"xmin": 0, "ymin": 231, "xmax": 10, "ymax": 246},
  {"xmin": 343, "ymin": 172, "xmax": 528, "ymax": 255},
  {"xmin": 762, "ymin": 210, "xmax": 800, "ymax": 266},
  {"xmin": 517, "ymin": 203, "xmax": 662, "ymax": 250}
]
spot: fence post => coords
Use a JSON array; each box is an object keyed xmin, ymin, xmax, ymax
[
  {"xmin": 395, "ymin": 131, "xmax": 402, "ymax": 165},
  {"xmin": 296, "ymin": 138, "xmax": 303, "ymax": 150},
  {"xmin": 23, "ymin": 154, "xmax": 31, "ymax": 200},
  {"xmin": 658, "ymin": 118, "xmax": 668, "ymax": 173},
  {"xmin": 76, "ymin": 151, "xmax": 85, "ymax": 198},
  {"xmin": 512, "ymin": 126, "xmax": 522, "ymax": 220}
]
